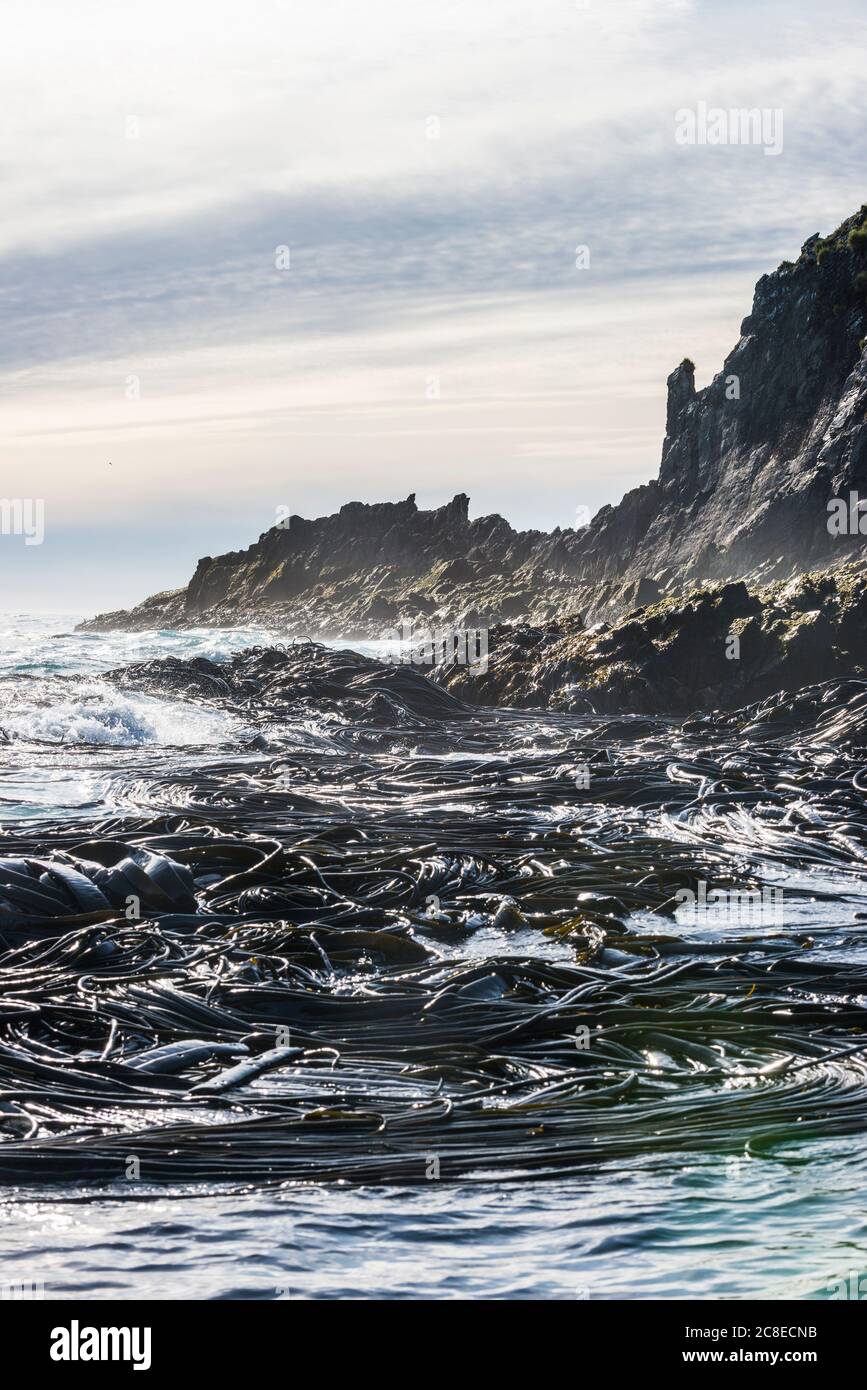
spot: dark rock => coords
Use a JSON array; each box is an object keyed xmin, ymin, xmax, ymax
[{"xmin": 435, "ymin": 560, "xmax": 867, "ymax": 715}]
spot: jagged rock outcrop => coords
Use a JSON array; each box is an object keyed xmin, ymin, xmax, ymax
[
  {"xmin": 79, "ymin": 207, "xmax": 867, "ymax": 637},
  {"xmin": 81, "ymin": 493, "xmax": 589, "ymax": 636},
  {"xmin": 436, "ymin": 560, "xmax": 867, "ymax": 714},
  {"xmin": 567, "ymin": 208, "xmax": 867, "ymax": 602}
]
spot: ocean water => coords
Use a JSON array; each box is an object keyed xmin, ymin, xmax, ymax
[
  {"xmin": 2, "ymin": 1146, "xmax": 865, "ymax": 1301},
  {"xmin": 0, "ymin": 613, "xmax": 385, "ymax": 820},
  {"xmin": 2, "ymin": 613, "xmax": 867, "ymax": 1300}
]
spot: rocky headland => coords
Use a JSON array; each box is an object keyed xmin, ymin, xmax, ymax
[{"xmin": 78, "ymin": 207, "xmax": 867, "ymax": 713}]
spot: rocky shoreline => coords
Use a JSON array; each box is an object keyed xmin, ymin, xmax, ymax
[
  {"xmin": 76, "ymin": 206, "xmax": 867, "ymax": 716},
  {"xmin": 435, "ymin": 559, "xmax": 867, "ymax": 714},
  {"xmin": 95, "ymin": 556, "xmax": 867, "ymax": 721}
]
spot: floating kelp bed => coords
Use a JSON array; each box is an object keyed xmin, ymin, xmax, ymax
[{"xmin": 2, "ymin": 649, "xmax": 867, "ymax": 1186}]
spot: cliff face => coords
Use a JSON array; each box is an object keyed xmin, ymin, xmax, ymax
[
  {"xmin": 575, "ymin": 211, "xmax": 867, "ymax": 595},
  {"xmin": 79, "ymin": 208, "xmax": 867, "ymax": 637}
]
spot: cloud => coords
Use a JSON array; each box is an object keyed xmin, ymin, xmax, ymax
[{"xmin": 0, "ymin": 0, "xmax": 864, "ymax": 604}]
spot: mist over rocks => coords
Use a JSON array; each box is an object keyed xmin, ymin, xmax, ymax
[{"xmin": 79, "ymin": 206, "xmax": 867, "ymax": 660}]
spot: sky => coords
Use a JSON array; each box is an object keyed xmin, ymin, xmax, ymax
[{"xmin": 0, "ymin": 0, "xmax": 865, "ymax": 610}]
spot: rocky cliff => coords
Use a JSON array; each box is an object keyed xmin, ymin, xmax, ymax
[
  {"xmin": 79, "ymin": 206, "xmax": 867, "ymax": 637},
  {"xmin": 80, "ymin": 493, "xmax": 592, "ymax": 637}
]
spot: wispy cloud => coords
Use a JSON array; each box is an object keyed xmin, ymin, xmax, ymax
[{"xmin": 0, "ymin": 0, "xmax": 864, "ymax": 605}]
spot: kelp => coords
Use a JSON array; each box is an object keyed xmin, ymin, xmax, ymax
[{"xmin": 2, "ymin": 652, "xmax": 867, "ymax": 1186}]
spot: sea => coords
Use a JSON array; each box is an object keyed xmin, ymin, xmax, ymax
[{"xmin": 1, "ymin": 613, "xmax": 866, "ymax": 1300}]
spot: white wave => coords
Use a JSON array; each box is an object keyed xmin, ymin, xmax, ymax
[
  {"xmin": 0, "ymin": 680, "xmax": 245, "ymax": 748},
  {"xmin": 0, "ymin": 611, "xmax": 382, "ymax": 677}
]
